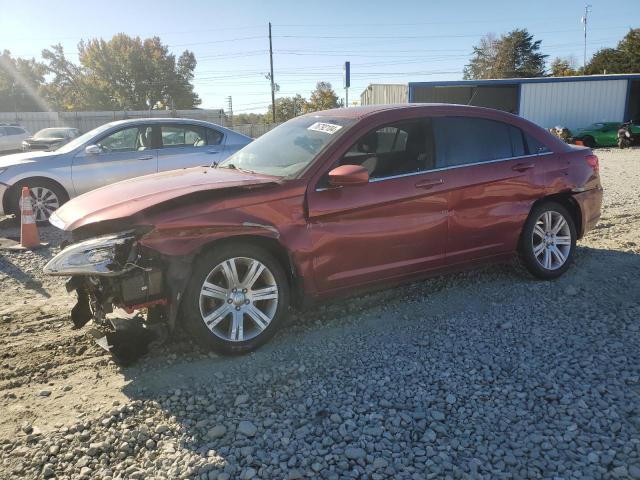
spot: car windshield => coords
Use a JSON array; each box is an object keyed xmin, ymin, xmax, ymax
[
  {"xmin": 54, "ymin": 123, "xmax": 113, "ymax": 153},
  {"xmin": 218, "ymin": 116, "xmax": 356, "ymax": 178},
  {"xmin": 34, "ymin": 128, "xmax": 72, "ymax": 139}
]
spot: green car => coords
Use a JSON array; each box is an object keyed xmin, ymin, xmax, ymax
[{"xmin": 571, "ymin": 122, "xmax": 640, "ymax": 147}]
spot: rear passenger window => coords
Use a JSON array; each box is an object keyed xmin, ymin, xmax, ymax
[
  {"xmin": 206, "ymin": 128, "xmax": 223, "ymax": 145},
  {"xmin": 525, "ymin": 133, "xmax": 551, "ymax": 155},
  {"xmin": 161, "ymin": 125, "xmax": 207, "ymax": 148},
  {"xmin": 5, "ymin": 126, "xmax": 25, "ymax": 135},
  {"xmin": 433, "ymin": 117, "xmax": 513, "ymax": 167}
]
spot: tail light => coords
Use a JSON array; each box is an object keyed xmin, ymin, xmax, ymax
[{"xmin": 585, "ymin": 154, "xmax": 599, "ymax": 172}]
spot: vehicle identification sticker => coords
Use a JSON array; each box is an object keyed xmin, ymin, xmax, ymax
[{"xmin": 307, "ymin": 122, "xmax": 343, "ymax": 134}]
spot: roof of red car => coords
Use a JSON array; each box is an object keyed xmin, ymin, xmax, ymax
[{"xmin": 308, "ymin": 103, "xmax": 497, "ymax": 119}]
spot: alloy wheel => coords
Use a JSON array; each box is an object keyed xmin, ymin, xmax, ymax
[
  {"xmin": 198, "ymin": 257, "xmax": 279, "ymax": 342},
  {"xmin": 531, "ymin": 210, "xmax": 572, "ymax": 270},
  {"xmin": 19, "ymin": 187, "xmax": 60, "ymax": 222}
]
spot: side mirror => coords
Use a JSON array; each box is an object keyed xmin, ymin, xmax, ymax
[
  {"xmin": 85, "ymin": 144, "xmax": 101, "ymax": 155},
  {"xmin": 328, "ymin": 164, "xmax": 369, "ymax": 187}
]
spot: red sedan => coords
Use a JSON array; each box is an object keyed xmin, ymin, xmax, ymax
[{"xmin": 45, "ymin": 105, "xmax": 603, "ymax": 355}]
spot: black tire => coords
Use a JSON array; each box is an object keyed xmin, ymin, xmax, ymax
[
  {"xmin": 6, "ymin": 179, "xmax": 69, "ymax": 224},
  {"xmin": 518, "ymin": 202, "xmax": 577, "ymax": 280},
  {"xmin": 581, "ymin": 136, "xmax": 595, "ymax": 148},
  {"xmin": 181, "ymin": 243, "xmax": 290, "ymax": 355}
]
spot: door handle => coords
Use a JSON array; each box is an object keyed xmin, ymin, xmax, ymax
[
  {"xmin": 138, "ymin": 155, "xmax": 154, "ymax": 161},
  {"xmin": 512, "ymin": 162, "xmax": 535, "ymax": 172},
  {"xmin": 206, "ymin": 150, "xmax": 219, "ymax": 154},
  {"xmin": 415, "ymin": 178, "xmax": 444, "ymax": 189}
]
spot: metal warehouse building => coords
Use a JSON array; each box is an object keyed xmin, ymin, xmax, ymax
[{"xmin": 361, "ymin": 74, "xmax": 640, "ymax": 130}]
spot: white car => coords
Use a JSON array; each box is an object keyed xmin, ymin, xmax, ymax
[{"xmin": 0, "ymin": 124, "xmax": 30, "ymax": 153}]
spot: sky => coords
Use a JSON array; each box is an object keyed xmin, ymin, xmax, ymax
[{"xmin": 1, "ymin": 0, "xmax": 639, "ymax": 115}]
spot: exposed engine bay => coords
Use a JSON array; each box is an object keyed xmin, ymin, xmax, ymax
[{"xmin": 45, "ymin": 231, "xmax": 191, "ymax": 364}]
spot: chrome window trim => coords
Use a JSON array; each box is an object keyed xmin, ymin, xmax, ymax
[
  {"xmin": 315, "ymin": 151, "xmax": 553, "ymax": 191},
  {"xmin": 369, "ymin": 151, "xmax": 553, "ymax": 183}
]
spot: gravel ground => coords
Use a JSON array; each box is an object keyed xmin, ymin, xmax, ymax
[{"xmin": 0, "ymin": 148, "xmax": 639, "ymax": 479}]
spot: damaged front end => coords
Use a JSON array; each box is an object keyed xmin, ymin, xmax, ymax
[{"xmin": 44, "ymin": 230, "xmax": 182, "ymax": 363}]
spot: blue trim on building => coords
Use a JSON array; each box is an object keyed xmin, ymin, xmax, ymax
[{"xmin": 409, "ymin": 74, "xmax": 640, "ymax": 89}]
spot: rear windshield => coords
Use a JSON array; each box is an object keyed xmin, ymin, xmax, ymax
[{"xmin": 218, "ymin": 116, "xmax": 356, "ymax": 178}]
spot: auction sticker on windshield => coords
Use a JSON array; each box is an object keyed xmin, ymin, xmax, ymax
[{"xmin": 307, "ymin": 122, "xmax": 343, "ymax": 134}]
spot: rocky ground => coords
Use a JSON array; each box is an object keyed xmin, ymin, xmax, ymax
[{"xmin": 0, "ymin": 148, "xmax": 639, "ymax": 479}]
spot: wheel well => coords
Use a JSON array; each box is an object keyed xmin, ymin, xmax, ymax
[
  {"xmin": 3, "ymin": 177, "xmax": 69, "ymax": 215},
  {"xmin": 195, "ymin": 235, "xmax": 304, "ymax": 305},
  {"xmin": 532, "ymin": 193, "xmax": 583, "ymax": 238}
]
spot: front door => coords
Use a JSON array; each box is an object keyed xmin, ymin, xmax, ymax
[
  {"xmin": 71, "ymin": 125, "xmax": 158, "ymax": 195},
  {"xmin": 306, "ymin": 119, "xmax": 450, "ymax": 293}
]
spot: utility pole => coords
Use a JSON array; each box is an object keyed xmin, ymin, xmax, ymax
[
  {"xmin": 344, "ymin": 61, "xmax": 350, "ymax": 108},
  {"xmin": 226, "ymin": 96, "xmax": 233, "ymax": 127},
  {"xmin": 581, "ymin": 4, "xmax": 592, "ymax": 69},
  {"xmin": 268, "ymin": 22, "xmax": 276, "ymax": 123}
]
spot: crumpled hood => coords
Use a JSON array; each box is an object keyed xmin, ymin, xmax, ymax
[
  {"xmin": 51, "ymin": 167, "xmax": 279, "ymax": 231},
  {"xmin": 0, "ymin": 150, "xmax": 59, "ymax": 168}
]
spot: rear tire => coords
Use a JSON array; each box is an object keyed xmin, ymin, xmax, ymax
[
  {"xmin": 582, "ymin": 136, "xmax": 595, "ymax": 148},
  {"xmin": 518, "ymin": 202, "xmax": 576, "ymax": 280},
  {"xmin": 181, "ymin": 243, "xmax": 290, "ymax": 355}
]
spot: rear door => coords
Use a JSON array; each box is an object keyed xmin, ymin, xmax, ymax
[
  {"xmin": 306, "ymin": 118, "xmax": 451, "ymax": 293},
  {"xmin": 157, "ymin": 123, "xmax": 225, "ymax": 171},
  {"xmin": 433, "ymin": 116, "xmax": 550, "ymax": 264},
  {"xmin": 71, "ymin": 124, "xmax": 158, "ymax": 195}
]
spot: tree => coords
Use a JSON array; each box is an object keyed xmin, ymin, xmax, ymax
[
  {"xmin": 305, "ymin": 82, "xmax": 340, "ymax": 112},
  {"xmin": 463, "ymin": 34, "xmax": 499, "ymax": 80},
  {"xmin": 550, "ymin": 56, "xmax": 579, "ymax": 77},
  {"xmin": 0, "ymin": 50, "xmax": 48, "ymax": 111},
  {"xmin": 584, "ymin": 29, "xmax": 640, "ymax": 75},
  {"xmin": 234, "ymin": 113, "xmax": 266, "ymax": 125},
  {"xmin": 267, "ymin": 94, "xmax": 307, "ymax": 122},
  {"xmin": 464, "ymin": 29, "xmax": 546, "ymax": 79},
  {"xmin": 41, "ymin": 34, "xmax": 200, "ymax": 111},
  {"xmin": 583, "ymin": 48, "xmax": 626, "ymax": 75}
]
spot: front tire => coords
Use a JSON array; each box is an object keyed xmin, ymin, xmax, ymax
[
  {"xmin": 518, "ymin": 202, "xmax": 576, "ymax": 279},
  {"xmin": 7, "ymin": 179, "xmax": 68, "ymax": 223},
  {"xmin": 181, "ymin": 243, "xmax": 290, "ymax": 355}
]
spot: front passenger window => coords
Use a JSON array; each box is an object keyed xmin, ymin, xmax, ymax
[
  {"xmin": 339, "ymin": 120, "xmax": 435, "ymax": 180},
  {"xmin": 98, "ymin": 127, "xmax": 150, "ymax": 153}
]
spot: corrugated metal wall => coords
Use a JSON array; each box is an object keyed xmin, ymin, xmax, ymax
[
  {"xmin": 360, "ymin": 84, "xmax": 408, "ymax": 105},
  {"xmin": 519, "ymin": 80, "xmax": 628, "ymax": 130}
]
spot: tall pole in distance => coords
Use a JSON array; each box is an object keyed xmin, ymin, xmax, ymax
[
  {"xmin": 226, "ymin": 96, "xmax": 233, "ymax": 127},
  {"xmin": 581, "ymin": 4, "xmax": 592, "ymax": 69},
  {"xmin": 269, "ymin": 22, "xmax": 276, "ymax": 123}
]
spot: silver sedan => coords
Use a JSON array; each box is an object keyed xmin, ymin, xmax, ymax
[{"xmin": 0, "ymin": 118, "xmax": 252, "ymax": 221}]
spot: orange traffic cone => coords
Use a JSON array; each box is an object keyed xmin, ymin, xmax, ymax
[{"xmin": 19, "ymin": 186, "xmax": 43, "ymax": 249}]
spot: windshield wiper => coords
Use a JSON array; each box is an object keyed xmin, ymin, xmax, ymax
[{"xmin": 219, "ymin": 163, "xmax": 257, "ymax": 174}]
